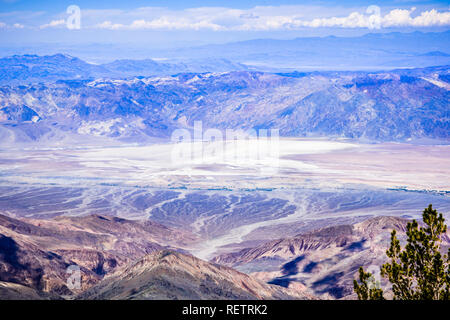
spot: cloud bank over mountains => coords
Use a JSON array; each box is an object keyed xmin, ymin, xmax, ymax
[
  {"xmin": 93, "ymin": 7, "xmax": 450, "ymax": 31},
  {"xmin": 1, "ymin": 5, "xmax": 449, "ymax": 31}
]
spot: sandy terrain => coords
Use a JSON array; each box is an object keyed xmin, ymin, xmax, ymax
[{"xmin": 0, "ymin": 139, "xmax": 448, "ymax": 191}]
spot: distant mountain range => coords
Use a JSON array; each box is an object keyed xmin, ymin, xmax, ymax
[
  {"xmin": 164, "ymin": 31, "xmax": 450, "ymax": 71},
  {"xmin": 0, "ymin": 54, "xmax": 249, "ymax": 86},
  {"xmin": 1, "ymin": 31, "xmax": 448, "ymax": 72},
  {"xmin": 0, "ymin": 61, "xmax": 448, "ymax": 144}
]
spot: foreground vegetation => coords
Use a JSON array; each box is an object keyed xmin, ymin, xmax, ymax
[{"xmin": 354, "ymin": 204, "xmax": 449, "ymax": 300}]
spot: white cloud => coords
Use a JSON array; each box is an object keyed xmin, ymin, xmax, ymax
[
  {"xmin": 89, "ymin": 6, "xmax": 450, "ymax": 31},
  {"xmin": 381, "ymin": 7, "xmax": 450, "ymax": 27},
  {"xmin": 95, "ymin": 20, "xmax": 124, "ymax": 30},
  {"xmin": 40, "ymin": 19, "xmax": 65, "ymax": 29},
  {"xmin": 2, "ymin": 5, "xmax": 448, "ymax": 32},
  {"xmin": 98, "ymin": 18, "xmax": 225, "ymax": 31},
  {"xmin": 0, "ymin": 21, "xmax": 25, "ymax": 29},
  {"xmin": 248, "ymin": 7, "xmax": 450, "ymax": 30},
  {"xmin": 399, "ymin": 8, "xmax": 450, "ymax": 27}
]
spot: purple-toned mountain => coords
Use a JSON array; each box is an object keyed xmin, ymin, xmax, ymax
[
  {"xmin": 0, "ymin": 66, "xmax": 448, "ymax": 144},
  {"xmin": 0, "ymin": 213, "xmax": 197, "ymax": 296},
  {"xmin": 77, "ymin": 250, "xmax": 313, "ymax": 300},
  {"xmin": 211, "ymin": 216, "xmax": 450, "ymax": 299},
  {"xmin": 0, "ymin": 213, "xmax": 312, "ymax": 300}
]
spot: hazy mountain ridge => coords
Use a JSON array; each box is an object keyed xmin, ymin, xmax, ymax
[
  {"xmin": 0, "ymin": 54, "xmax": 248, "ymax": 86},
  {"xmin": 0, "ymin": 54, "xmax": 109, "ymax": 85},
  {"xmin": 1, "ymin": 31, "xmax": 448, "ymax": 72},
  {"xmin": 172, "ymin": 31, "xmax": 450, "ymax": 71}
]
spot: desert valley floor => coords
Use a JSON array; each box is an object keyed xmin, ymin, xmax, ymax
[{"xmin": 1, "ymin": 138, "xmax": 449, "ymax": 299}]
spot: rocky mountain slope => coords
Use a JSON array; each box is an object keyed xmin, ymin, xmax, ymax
[
  {"xmin": 0, "ymin": 281, "xmax": 58, "ymax": 300},
  {"xmin": 0, "ymin": 212, "xmax": 313, "ymax": 300},
  {"xmin": 0, "ymin": 213, "xmax": 197, "ymax": 296},
  {"xmin": 77, "ymin": 250, "xmax": 312, "ymax": 300},
  {"xmin": 211, "ymin": 216, "xmax": 450, "ymax": 299},
  {"xmin": 0, "ymin": 65, "xmax": 448, "ymax": 145},
  {"xmin": 1, "ymin": 213, "xmax": 449, "ymax": 300}
]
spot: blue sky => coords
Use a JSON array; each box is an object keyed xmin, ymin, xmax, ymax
[
  {"xmin": 1, "ymin": 1, "xmax": 449, "ymax": 12},
  {"xmin": 0, "ymin": 0, "xmax": 449, "ymax": 53}
]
